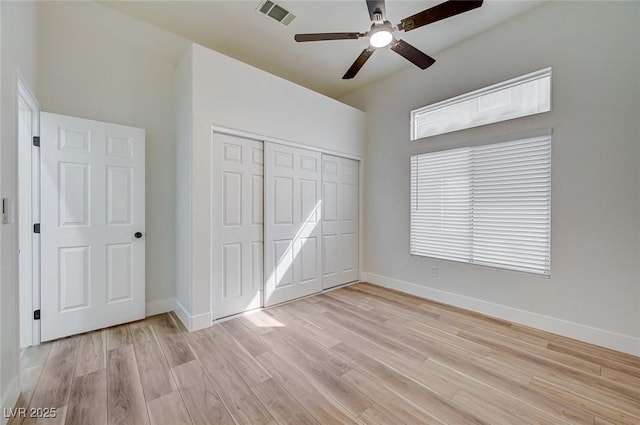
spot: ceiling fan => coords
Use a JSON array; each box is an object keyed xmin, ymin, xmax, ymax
[{"xmin": 294, "ymin": 0, "xmax": 484, "ymax": 79}]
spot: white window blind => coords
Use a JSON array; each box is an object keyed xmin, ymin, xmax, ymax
[{"xmin": 410, "ymin": 136, "xmax": 551, "ymax": 275}]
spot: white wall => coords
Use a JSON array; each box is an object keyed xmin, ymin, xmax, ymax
[
  {"xmin": 1, "ymin": 1, "xmax": 39, "ymax": 419},
  {"xmin": 174, "ymin": 49, "xmax": 193, "ymax": 316},
  {"xmin": 341, "ymin": 1, "xmax": 640, "ymax": 354},
  {"xmin": 37, "ymin": 1, "xmax": 190, "ymax": 311},
  {"xmin": 176, "ymin": 43, "xmax": 365, "ymax": 327}
]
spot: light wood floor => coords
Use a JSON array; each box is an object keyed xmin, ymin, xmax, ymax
[{"xmin": 11, "ymin": 282, "xmax": 640, "ymax": 425}]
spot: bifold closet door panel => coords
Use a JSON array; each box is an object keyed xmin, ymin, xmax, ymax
[
  {"xmin": 264, "ymin": 142, "xmax": 322, "ymax": 306},
  {"xmin": 211, "ymin": 134, "xmax": 264, "ymax": 319},
  {"xmin": 321, "ymin": 154, "xmax": 359, "ymax": 289}
]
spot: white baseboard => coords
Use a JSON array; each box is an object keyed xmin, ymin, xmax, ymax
[
  {"xmin": 145, "ymin": 298, "xmax": 176, "ymax": 317},
  {"xmin": 174, "ymin": 299, "xmax": 211, "ymax": 332},
  {"xmin": 361, "ymin": 272, "xmax": 640, "ymax": 356},
  {"xmin": 1, "ymin": 375, "xmax": 20, "ymax": 425}
]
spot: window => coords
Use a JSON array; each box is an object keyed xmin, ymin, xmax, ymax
[
  {"xmin": 410, "ymin": 136, "xmax": 551, "ymax": 275},
  {"xmin": 411, "ymin": 68, "xmax": 551, "ymax": 140}
]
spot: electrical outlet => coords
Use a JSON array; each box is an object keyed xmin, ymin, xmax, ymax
[{"xmin": 431, "ymin": 266, "xmax": 438, "ymax": 277}]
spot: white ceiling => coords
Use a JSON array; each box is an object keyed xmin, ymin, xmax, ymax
[{"xmin": 103, "ymin": 0, "xmax": 543, "ymax": 99}]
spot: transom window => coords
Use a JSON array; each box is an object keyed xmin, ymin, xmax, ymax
[{"xmin": 411, "ymin": 68, "xmax": 551, "ymax": 140}]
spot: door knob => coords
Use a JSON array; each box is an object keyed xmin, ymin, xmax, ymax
[{"xmin": 134, "ymin": 232, "xmax": 143, "ymax": 239}]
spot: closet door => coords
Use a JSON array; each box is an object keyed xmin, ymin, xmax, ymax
[
  {"xmin": 321, "ymin": 155, "xmax": 359, "ymax": 289},
  {"xmin": 264, "ymin": 143, "xmax": 322, "ymax": 306},
  {"xmin": 212, "ymin": 134, "xmax": 263, "ymax": 319}
]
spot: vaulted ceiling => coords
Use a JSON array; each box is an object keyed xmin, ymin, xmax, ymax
[{"xmin": 103, "ymin": 0, "xmax": 542, "ymax": 99}]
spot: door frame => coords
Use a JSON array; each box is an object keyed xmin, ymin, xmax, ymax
[
  {"xmin": 17, "ymin": 77, "xmax": 40, "ymax": 348},
  {"xmin": 210, "ymin": 125, "xmax": 364, "ymax": 322}
]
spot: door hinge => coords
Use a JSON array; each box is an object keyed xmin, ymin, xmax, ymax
[
  {"xmin": 32, "ymin": 136, "xmax": 40, "ymax": 147},
  {"xmin": 33, "ymin": 309, "xmax": 40, "ymax": 320},
  {"xmin": 33, "ymin": 223, "xmax": 40, "ymax": 233}
]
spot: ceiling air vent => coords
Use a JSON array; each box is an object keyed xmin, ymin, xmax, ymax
[{"xmin": 257, "ymin": 1, "xmax": 296, "ymax": 26}]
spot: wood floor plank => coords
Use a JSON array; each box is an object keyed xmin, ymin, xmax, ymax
[
  {"xmin": 236, "ymin": 312, "xmax": 284, "ymax": 334},
  {"xmin": 422, "ymin": 356, "xmax": 593, "ymax": 425},
  {"xmin": 65, "ymin": 369, "xmax": 107, "ymax": 425},
  {"xmin": 256, "ymin": 349, "xmax": 361, "ymax": 425},
  {"xmin": 266, "ymin": 306, "xmax": 341, "ymax": 349},
  {"xmin": 284, "ymin": 301, "xmax": 424, "ymax": 368},
  {"xmin": 358, "ymin": 404, "xmax": 407, "ymax": 425},
  {"xmin": 424, "ymin": 359, "xmax": 586, "ymax": 425},
  {"xmin": 529, "ymin": 376, "xmax": 640, "ymax": 425},
  {"xmin": 313, "ymin": 300, "xmax": 427, "ymax": 364},
  {"xmin": 547, "ymin": 342, "xmax": 640, "ymax": 377},
  {"xmin": 20, "ymin": 343, "xmax": 52, "ymax": 370},
  {"xmin": 331, "ymin": 342, "xmax": 459, "ymax": 399},
  {"xmin": 487, "ymin": 349, "xmax": 640, "ymax": 415},
  {"xmin": 188, "ymin": 336, "xmax": 273, "ymax": 425},
  {"xmin": 106, "ymin": 325, "xmax": 131, "ymax": 351},
  {"xmin": 74, "ymin": 330, "xmax": 106, "ymax": 377},
  {"xmin": 204, "ymin": 324, "xmax": 271, "ymax": 387},
  {"xmin": 250, "ymin": 378, "xmax": 319, "ymax": 425},
  {"xmin": 257, "ymin": 326, "xmax": 374, "ymax": 417},
  {"xmin": 316, "ymin": 294, "xmax": 389, "ymax": 325},
  {"xmin": 221, "ymin": 319, "xmax": 272, "ymax": 357},
  {"xmin": 130, "ymin": 325, "xmax": 177, "ymax": 401},
  {"xmin": 341, "ymin": 369, "xmax": 446, "ymax": 425},
  {"xmin": 385, "ymin": 319, "xmax": 492, "ymax": 357},
  {"xmin": 322, "ymin": 288, "xmax": 377, "ymax": 312},
  {"xmin": 107, "ymin": 344, "xmax": 150, "ymax": 425},
  {"xmin": 149, "ymin": 314, "xmax": 195, "ymax": 368},
  {"xmin": 601, "ymin": 365, "xmax": 640, "ymax": 388},
  {"xmin": 171, "ymin": 360, "xmax": 235, "ymax": 425},
  {"xmin": 459, "ymin": 327, "xmax": 602, "ymax": 375},
  {"xmin": 18, "ymin": 365, "xmax": 43, "ymax": 410},
  {"xmin": 511, "ymin": 323, "xmax": 640, "ymax": 369},
  {"xmin": 147, "ymin": 391, "xmax": 192, "ymax": 425},
  {"xmin": 345, "ymin": 285, "xmax": 440, "ymax": 322},
  {"xmin": 350, "ymin": 352, "xmax": 485, "ymax": 425},
  {"xmin": 27, "ymin": 336, "xmax": 79, "ymax": 410}
]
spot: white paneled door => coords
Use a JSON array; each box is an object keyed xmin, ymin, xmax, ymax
[
  {"xmin": 321, "ymin": 154, "xmax": 359, "ymax": 289},
  {"xmin": 264, "ymin": 143, "xmax": 322, "ymax": 306},
  {"xmin": 40, "ymin": 112, "xmax": 145, "ymax": 341},
  {"xmin": 212, "ymin": 134, "xmax": 264, "ymax": 319}
]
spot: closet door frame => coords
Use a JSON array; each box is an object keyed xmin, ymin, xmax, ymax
[{"xmin": 210, "ymin": 126, "xmax": 363, "ymax": 320}]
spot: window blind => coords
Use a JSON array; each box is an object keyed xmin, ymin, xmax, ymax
[{"xmin": 410, "ymin": 136, "xmax": 551, "ymax": 275}]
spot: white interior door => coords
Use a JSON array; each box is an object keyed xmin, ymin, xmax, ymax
[
  {"xmin": 40, "ymin": 112, "xmax": 145, "ymax": 341},
  {"xmin": 211, "ymin": 134, "xmax": 263, "ymax": 319},
  {"xmin": 264, "ymin": 142, "xmax": 322, "ymax": 306},
  {"xmin": 321, "ymin": 154, "xmax": 359, "ymax": 289}
]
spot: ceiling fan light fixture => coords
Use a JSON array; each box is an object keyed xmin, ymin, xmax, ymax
[{"xmin": 369, "ymin": 29, "xmax": 393, "ymax": 48}]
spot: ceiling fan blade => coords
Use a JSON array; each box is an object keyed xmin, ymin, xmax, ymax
[
  {"xmin": 399, "ymin": 0, "xmax": 483, "ymax": 32},
  {"xmin": 294, "ymin": 32, "xmax": 361, "ymax": 42},
  {"xmin": 366, "ymin": 0, "xmax": 387, "ymax": 22},
  {"xmin": 391, "ymin": 39, "xmax": 436, "ymax": 70},
  {"xmin": 343, "ymin": 48, "xmax": 375, "ymax": 79}
]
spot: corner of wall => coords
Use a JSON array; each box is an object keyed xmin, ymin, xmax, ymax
[
  {"xmin": 174, "ymin": 297, "xmax": 210, "ymax": 332},
  {"xmin": 174, "ymin": 42, "xmax": 194, "ymax": 315}
]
